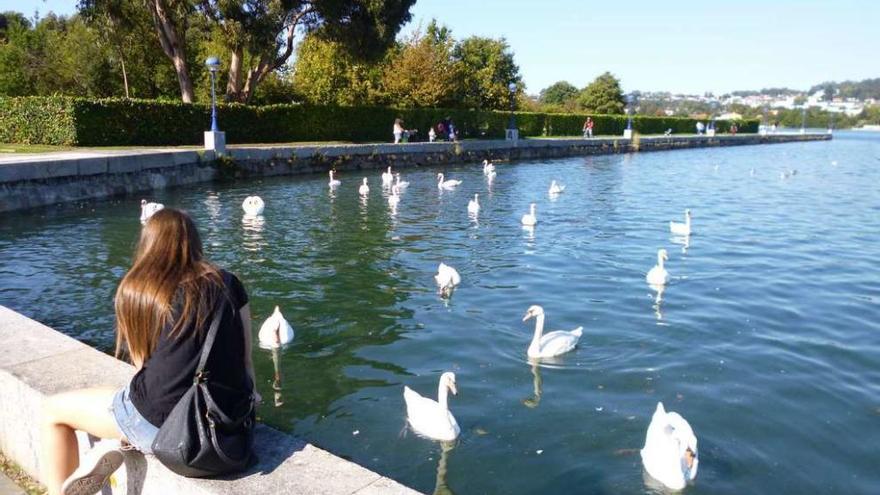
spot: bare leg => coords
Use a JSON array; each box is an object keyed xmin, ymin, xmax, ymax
[{"xmin": 41, "ymin": 387, "xmax": 124, "ymax": 495}]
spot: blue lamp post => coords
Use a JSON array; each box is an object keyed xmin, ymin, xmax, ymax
[
  {"xmin": 205, "ymin": 57, "xmax": 221, "ymax": 132},
  {"xmin": 800, "ymin": 106, "xmax": 807, "ymax": 134},
  {"xmin": 626, "ymin": 94, "xmax": 633, "ymax": 130}
]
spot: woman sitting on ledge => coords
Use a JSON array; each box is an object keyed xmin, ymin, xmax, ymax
[{"xmin": 41, "ymin": 208, "xmax": 257, "ymax": 495}]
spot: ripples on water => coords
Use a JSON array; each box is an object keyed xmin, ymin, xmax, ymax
[{"xmin": 1, "ymin": 133, "xmax": 879, "ymax": 494}]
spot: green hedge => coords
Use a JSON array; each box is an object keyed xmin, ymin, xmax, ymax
[{"xmin": 0, "ymin": 96, "xmax": 758, "ymax": 146}]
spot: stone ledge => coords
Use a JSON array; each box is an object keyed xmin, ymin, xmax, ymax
[{"xmin": 0, "ymin": 305, "xmax": 420, "ymax": 495}]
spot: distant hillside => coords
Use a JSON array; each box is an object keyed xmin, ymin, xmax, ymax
[
  {"xmin": 809, "ymin": 78, "xmax": 880, "ymax": 100},
  {"xmin": 730, "ymin": 88, "xmax": 800, "ymax": 97}
]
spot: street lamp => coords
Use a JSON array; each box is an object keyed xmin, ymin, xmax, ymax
[
  {"xmin": 205, "ymin": 57, "xmax": 221, "ymax": 132},
  {"xmin": 506, "ymin": 82, "xmax": 518, "ymax": 140},
  {"xmin": 623, "ymin": 94, "xmax": 634, "ymax": 138}
]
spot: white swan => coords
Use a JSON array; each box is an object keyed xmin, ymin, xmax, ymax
[
  {"xmin": 548, "ymin": 180, "xmax": 565, "ymax": 195},
  {"xmin": 522, "ymin": 305, "xmax": 583, "ymax": 358},
  {"xmin": 646, "ymin": 249, "xmax": 670, "ymax": 286},
  {"xmin": 328, "ymin": 170, "xmax": 341, "ymax": 188},
  {"xmin": 641, "ymin": 402, "xmax": 698, "ymax": 490},
  {"xmin": 258, "ymin": 306, "xmax": 295, "ymax": 349},
  {"xmin": 521, "ymin": 203, "xmax": 538, "ymax": 226},
  {"xmin": 382, "ymin": 166, "xmax": 394, "ymax": 187},
  {"xmin": 140, "ymin": 199, "xmax": 164, "ymax": 225},
  {"xmin": 403, "ymin": 372, "xmax": 460, "ymax": 441},
  {"xmin": 242, "ymin": 196, "xmax": 265, "ymax": 217},
  {"xmin": 388, "ymin": 184, "xmax": 401, "ymax": 207},
  {"xmin": 359, "ymin": 178, "xmax": 370, "ymax": 196},
  {"xmin": 486, "ymin": 169, "xmax": 497, "ymax": 181},
  {"xmin": 482, "ymin": 159, "xmax": 496, "ymax": 175},
  {"xmin": 395, "ymin": 173, "xmax": 410, "ymax": 190},
  {"xmin": 437, "ymin": 173, "xmax": 462, "ymax": 190},
  {"xmin": 434, "ymin": 262, "xmax": 461, "ymax": 296},
  {"xmin": 467, "ymin": 194, "xmax": 480, "ymax": 215},
  {"xmin": 669, "ymin": 209, "xmax": 692, "ymax": 236}
]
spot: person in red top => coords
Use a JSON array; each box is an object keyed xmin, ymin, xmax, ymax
[{"xmin": 583, "ymin": 117, "xmax": 594, "ymax": 138}]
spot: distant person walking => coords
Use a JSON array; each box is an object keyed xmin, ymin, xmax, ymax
[
  {"xmin": 696, "ymin": 121, "xmax": 705, "ymax": 135},
  {"xmin": 730, "ymin": 123, "xmax": 738, "ymax": 135},
  {"xmin": 428, "ymin": 127, "xmax": 437, "ymax": 142},
  {"xmin": 583, "ymin": 117, "xmax": 594, "ymax": 138},
  {"xmin": 393, "ymin": 118, "xmax": 405, "ymax": 144}
]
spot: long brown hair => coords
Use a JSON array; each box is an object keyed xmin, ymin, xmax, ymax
[{"xmin": 115, "ymin": 208, "xmax": 223, "ymax": 364}]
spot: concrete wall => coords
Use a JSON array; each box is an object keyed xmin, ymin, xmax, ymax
[
  {"xmin": 0, "ymin": 305, "xmax": 419, "ymax": 495},
  {"xmin": 0, "ymin": 134, "xmax": 830, "ymax": 213}
]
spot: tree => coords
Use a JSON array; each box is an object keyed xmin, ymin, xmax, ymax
[
  {"xmin": 292, "ymin": 34, "xmax": 384, "ymax": 106},
  {"xmin": 381, "ymin": 29, "xmax": 461, "ymax": 108},
  {"xmin": 539, "ymin": 81, "xmax": 578, "ymax": 107},
  {"xmin": 453, "ymin": 35, "xmax": 522, "ymax": 110},
  {"xmin": 145, "ymin": 0, "xmax": 196, "ymax": 102},
  {"xmin": 197, "ymin": 0, "xmax": 415, "ymax": 103},
  {"xmin": 577, "ymin": 72, "xmax": 625, "ymax": 114}
]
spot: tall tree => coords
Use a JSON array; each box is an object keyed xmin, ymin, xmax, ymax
[
  {"xmin": 453, "ymin": 35, "xmax": 522, "ymax": 110},
  {"xmin": 146, "ymin": 0, "xmax": 195, "ymax": 102},
  {"xmin": 539, "ymin": 81, "xmax": 578, "ymax": 107},
  {"xmin": 198, "ymin": 0, "xmax": 415, "ymax": 103},
  {"xmin": 382, "ymin": 28, "xmax": 461, "ymax": 108},
  {"xmin": 577, "ymin": 72, "xmax": 625, "ymax": 114},
  {"xmin": 292, "ymin": 33, "xmax": 384, "ymax": 105}
]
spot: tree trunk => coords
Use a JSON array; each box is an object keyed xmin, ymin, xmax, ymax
[
  {"xmin": 226, "ymin": 46, "xmax": 244, "ymax": 102},
  {"xmin": 119, "ymin": 51, "xmax": 130, "ymax": 98},
  {"xmin": 147, "ymin": 0, "xmax": 194, "ymax": 103}
]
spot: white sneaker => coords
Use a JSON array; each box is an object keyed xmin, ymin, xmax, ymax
[{"xmin": 61, "ymin": 440, "xmax": 124, "ymax": 495}]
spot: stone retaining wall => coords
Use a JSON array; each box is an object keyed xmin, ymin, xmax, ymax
[
  {"xmin": 0, "ymin": 134, "xmax": 831, "ymax": 213},
  {"xmin": 0, "ymin": 305, "xmax": 419, "ymax": 495}
]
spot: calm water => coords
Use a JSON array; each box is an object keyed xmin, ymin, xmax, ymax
[{"xmin": 2, "ymin": 133, "xmax": 879, "ymax": 494}]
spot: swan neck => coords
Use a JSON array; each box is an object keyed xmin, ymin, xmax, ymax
[
  {"xmin": 438, "ymin": 382, "xmax": 450, "ymax": 410},
  {"xmin": 658, "ymin": 253, "xmax": 665, "ymax": 269},
  {"xmin": 529, "ymin": 313, "xmax": 545, "ymax": 352}
]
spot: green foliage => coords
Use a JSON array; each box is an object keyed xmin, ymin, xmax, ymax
[
  {"xmin": 381, "ymin": 29, "xmax": 461, "ymax": 108},
  {"xmin": 453, "ymin": 35, "xmax": 521, "ymax": 110},
  {"xmin": 291, "ymin": 34, "xmax": 384, "ymax": 106},
  {"xmin": 0, "ymin": 96, "xmax": 78, "ymax": 144},
  {"xmin": 539, "ymin": 81, "xmax": 579, "ymax": 107},
  {"xmin": 0, "ymin": 96, "xmax": 760, "ymax": 147},
  {"xmin": 577, "ymin": 72, "xmax": 626, "ymax": 114},
  {"xmin": 808, "ymin": 78, "xmax": 880, "ymax": 100}
]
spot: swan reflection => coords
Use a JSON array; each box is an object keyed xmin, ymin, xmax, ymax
[
  {"xmin": 433, "ymin": 441, "xmax": 456, "ymax": 495},
  {"xmin": 649, "ymin": 283, "xmax": 665, "ymax": 321},
  {"xmin": 671, "ymin": 234, "xmax": 690, "ymax": 254},
  {"xmin": 271, "ymin": 347, "xmax": 283, "ymax": 407},
  {"xmin": 241, "ymin": 215, "xmax": 266, "ymax": 253},
  {"xmin": 522, "ymin": 361, "xmax": 543, "ymax": 409}
]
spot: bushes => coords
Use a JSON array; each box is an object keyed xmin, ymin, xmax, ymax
[{"xmin": 0, "ymin": 96, "xmax": 759, "ymax": 146}]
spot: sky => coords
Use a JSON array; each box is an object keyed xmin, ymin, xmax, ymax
[{"xmin": 7, "ymin": 0, "xmax": 880, "ymax": 96}]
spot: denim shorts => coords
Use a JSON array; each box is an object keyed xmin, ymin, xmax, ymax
[{"xmin": 110, "ymin": 384, "xmax": 159, "ymax": 454}]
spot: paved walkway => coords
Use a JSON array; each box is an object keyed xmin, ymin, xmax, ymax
[
  {"xmin": 0, "ymin": 148, "xmax": 184, "ymax": 165},
  {"xmin": 0, "ymin": 473, "xmax": 24, "ymax": 495}
]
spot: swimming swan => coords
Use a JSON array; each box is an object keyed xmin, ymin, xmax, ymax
[
  {"xmin": 258, "ymin": 306, "xmax": 295, "ymax": 349},
  {"xmin": 641, "ymin": 402, "xmax": 698, "ymax": 490},
  {"xmin": 482, "ymin": 159, "xmax": 496, "ymax": 175},
  {"xmin": 242, "ymin": 196, "xmax": 265, "ymax": 217},
  {"xmin": 437, "ymin": 173, "xmax": 462, "ymax": 190},
  {"xmin": 467, "ymin": 194, "xmax": 480, "ymax": 215},
  {"xmin": 669, "ymin": 209, "xmax": 692, "ymax": 236},
  {"xmin": 403, "ymin": 372, "xmax": 460, "ymax": 441},
  {"xmin": 382, "ymin": 166, "xmax": 394, "ymax": 186},
  {"xmin": 521, "ymin": 203, "xmax": 538, "ymax": 226},
  {"xmin": 328, "ymin": 170, "xmax": 341, "ymax": 188},
  {"xmin": 548, "ymin": 180, "xmax": 565, "ymax": 195},
  {"xmin": 359, "ymin": 178, "xmax": 370, "ymax": 196},
  {"xmin": 389, "ymin": 184, "xmax": 401, "ymax": 207},
  {"xmin": 646, "ymin": 249, "xmax": 670, "ymax": 286},
  {"xmin": 140, "ymin": 199, "xmax": 164, "ymax": 224},
  {"xmin": 522, "ymin": 305, "xmax": 583, "ymax": 358},
  {"xmin": 434, "ymin": 262, "xmax": 461, "ymax": 296},
  {"xmin": 395, "ymin": 173, "xmax": 410, "ymax": 190}
]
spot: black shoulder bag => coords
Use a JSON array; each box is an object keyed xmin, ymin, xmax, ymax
[{"xmin": 151, "ymin": 297, "xmax": 256, "ymax": 478}]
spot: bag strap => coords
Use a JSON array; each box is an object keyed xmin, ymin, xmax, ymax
[{"xmin": 196, "ymin": 291, "xmax": 229, "ymax": 378}]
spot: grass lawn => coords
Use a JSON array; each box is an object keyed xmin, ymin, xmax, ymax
[{"xmin": 0, "ymin": 143, "xmax": 73, "ymax": 154}]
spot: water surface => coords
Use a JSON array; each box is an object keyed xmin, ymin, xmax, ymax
[{"xmin": 2, "ymin": 133, "xmax": 879, "ymax": 494}]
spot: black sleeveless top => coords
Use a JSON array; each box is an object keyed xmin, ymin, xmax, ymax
[{"xmin": 129, "ymin": 270, "xmax": 251, "ymax": 427}]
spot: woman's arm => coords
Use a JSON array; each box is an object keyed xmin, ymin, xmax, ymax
[{"xmin": 239, "ymin": 303, "xmax": 260, "ymax": 402}]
